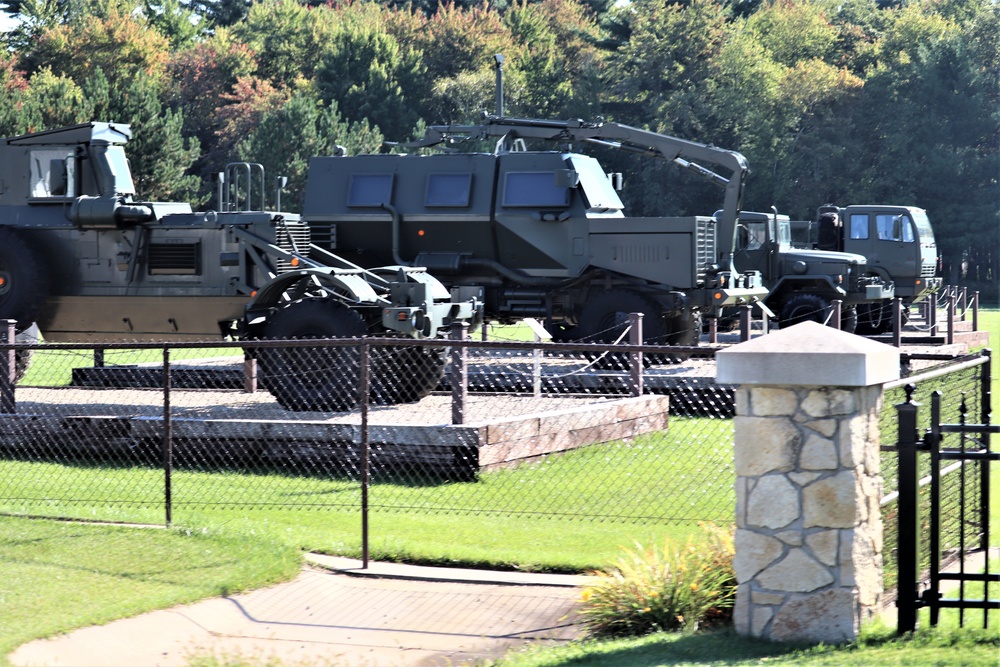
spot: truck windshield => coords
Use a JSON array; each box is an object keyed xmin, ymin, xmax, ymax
[
  {"xmin": 105, "ymin": 145, "xmax": 137, "ymax": 195},
  {"xmin": 910, "ymin": 209, "xmax": 935, "ymax": 244},
  {"xmin": 775, "ymin": 219, "xmax": 792, "ymax": 246}
]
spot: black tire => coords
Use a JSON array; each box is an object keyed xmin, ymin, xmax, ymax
[
  {"xmin": 259, "ymin": 299, "xmax": 367, "ymax": 412},
  {"xmin": 370, "ymin": 345, "xmax": 446, "ymax": 405},
  {"xmin": 840, "ymin": 305, "xmax": 858, "ymax": 335},
  {"xmin": 778, "ymin": 293, "xmax": 857, "ymax": 333},
  {"xmin": 655, "ymin": 310, "xmax": 702, "ymax": 363},
  {"xmin": 0, "ymin": 228, "xmax": 49, "ymax": 333},
  {"xmin": 778, "ymin": 293, "xmax": 829, "ymax": 329},
  {"xmin": 575, "ymin": 290, "xmax": 668, "ymax": 369},
  {"xmin": 855, "ymin": 302, "xmax": 890, "ymax": 336},
  {"xmin": 14, "ymin": 323, "xmax": 39, "ymax": 383}
]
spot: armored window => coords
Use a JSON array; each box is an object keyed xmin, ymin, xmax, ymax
[
  {"xmin": 501, "ymin": 172, "xmax": 569, "ymax": 208},
  {"xmin": 849, "ymin": 215, "xmax": 869, "ymax": 240},
  {"xmin": 29, "ymin": 149, "xmax": 76, "ymax": 199},
  {"xmin": 348, "ymin": 174, "xmax": 394, "ymax": 207},
  {"xmin": 425, "ymin": 173, "xmax": 472, "ymax": 207}
]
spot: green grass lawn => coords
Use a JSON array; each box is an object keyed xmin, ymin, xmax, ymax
[
  {"xmin": 0, "ymin": 516, "xmax": 301, "ymax": 665},
  {"xmin": 0, "ymin": 417, "xmax": 736, "ymax": 572}
]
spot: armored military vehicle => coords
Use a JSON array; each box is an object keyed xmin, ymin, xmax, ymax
[
  {"xmin": 790, "ymin": 204, "xmax": 941, "ymax": 334},
  {"xmin": 0, "ymin": 122, "xmax": 481, "ymax": 410},
  {"xmin": 300, "ymin": 115, "xmax": 769, "ymax": 354},
  {"xmin": 729, "ymin": 210, "xmax": 894, "ymax": 333}
]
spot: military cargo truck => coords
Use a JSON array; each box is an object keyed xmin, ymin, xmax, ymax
[
  {"xmin": 301, "ymin": 115, "xmax": 769, "ymax": 355},
  {"xmin": 791, "ymin": 204, "xmax": 941, "ymax": 334},
  {"xmin": 0, "ymin": 122, "xmax": 482, "ymax": 410},
  {"xmin": 729, "ymin": 210, "xmax": 894, "ymax": 333}
]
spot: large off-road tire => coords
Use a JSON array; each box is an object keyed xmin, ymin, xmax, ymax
[
  {"xmin": 575, "ymin": 290, "xmax": 669, "ymax": 368},
  {"xmin": 854, "ymin": 302, "xmax": 889, "ymax": 336},
  {"xmin": 778, "ymin": 293, "xmax": 857, "ymax": 333},
  {"xmin": 259, "ymin": 299, "xmax": 367, "ymax": 412},
  {"xmin": 14, "ymin": 323, "xmax": 39, "ymax": 383},
  {"xmin": 370, "ymin": 345, "xmax": 446, "ymax": 405},
  {"xmin": 660, "ymin": 310, "xmax": 702, "ymax": 363},
  {"xmin": 0, "ymin": 228, "xmax": 49, "ymax": 333}
]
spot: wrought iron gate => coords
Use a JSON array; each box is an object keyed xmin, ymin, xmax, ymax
[{"xmin": 895, "ymin": 363, "xmax": 999, "ymax": 632}]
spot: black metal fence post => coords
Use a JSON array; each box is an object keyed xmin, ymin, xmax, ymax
[
  {"xmin": 739, "ymin": 304, "xmax": 752, "ymax": 342},
  {"xmin": 0, "ymin": 320, "xmax": 15, "ymax": 414},
  {"xmin": 450, "ymin": 322, "xmax": 469, "ymax": 425},
  {"xmin": 897, "ymin": 384, "xmax": 922, "ymax": 634},
  {"xmin": 628, "ymin": 312, "xmax": 643, "ymax": 397},
  {"xmin": 162, "ymin": 346, "xmax": 173, "ymax": 528},
  {"xmin": 830, "ymin": 299, "xmax": 842, "ymax": 330},
  {"xmin": 947, "ymin": 293, "xmax": 956, "ymax": 345},
  {"xmin": 979, "ymin": 350, "xmax": 992, "ymax": 556},
  {"xmin": 893, "ymin": 298, "xmax": 903, "ymax": 348},
  {"xmin": 927, "ymin": 391, "xmax": 943, "ymax": 626},
  {"xmin": 359, "ymin": 340, "xmax": 370, "ymax": 568}
]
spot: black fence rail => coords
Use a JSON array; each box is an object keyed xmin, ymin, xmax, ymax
[{"xmin": 879, "ymin": 350, "xmax": 992, "ymax": 601}]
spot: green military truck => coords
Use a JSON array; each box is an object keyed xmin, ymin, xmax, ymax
[
  {"xmin": 791, "ymin": 204, "xmax": 941, "ymax": 334},
  {"xmin": 728, "ymin": 210, "xmax": 894, "ymax": 333},
  {"xmin": 300, "ymin": 115, "xmax": 769, "ymax": 355},
  {"xmin": 0, "ymin": 122, "xmax": 482, "ymax": 409}
]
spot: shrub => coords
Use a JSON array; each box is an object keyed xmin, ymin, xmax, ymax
[{"xmin": 578, "ymin": 523, "xmax": 736, "ymax": 637}]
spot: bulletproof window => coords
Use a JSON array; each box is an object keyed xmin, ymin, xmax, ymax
[
  {"xmin": 348, "ymin": 174, "xmax": 394, "ymax": 207},
  {"xmin": 29, "ymin": 149, "xmax": 76, "ymax": 198},
  {"xmin": 502, "ymin": 172, "xmax": 569, "ymax": 208},
  {"xmin": 849, "ymin": 214, "xmax": 869, "ymax": 240},
  {"xmin": 425, "ymin": 173, "xmax": 472, "ymax": 207}
]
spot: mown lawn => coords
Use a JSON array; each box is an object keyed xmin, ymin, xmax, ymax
[{"xmin": 0, "ymin": 516, "xmax": 301, "ymax": 665}]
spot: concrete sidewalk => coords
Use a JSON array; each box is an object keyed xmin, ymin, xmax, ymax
[{"xmin": 9, "ymin": 555, "xmax": 592, "ymax": 667}]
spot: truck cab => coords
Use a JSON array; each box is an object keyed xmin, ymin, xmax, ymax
[
  {"xmin": 792, "ymin": 205, "xmax": 940, "ymax": 304},
  {"xmin": 728, "ymin": 210, "xmax": 893, "ymax": 333}
]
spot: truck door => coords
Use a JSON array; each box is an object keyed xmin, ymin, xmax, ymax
[{"xmin": 873, "ymin": 212, "xmax": 918, "ymax": 281}]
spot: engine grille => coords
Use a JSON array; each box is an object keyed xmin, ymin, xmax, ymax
[{"xmin": 148, "ymin": 242, "xmax": 200, "ymax": 275}]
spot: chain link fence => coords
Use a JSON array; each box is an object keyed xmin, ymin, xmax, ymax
[{"xmin": 0, "ymin": 329, "xmax": 736, "ymax": 558}]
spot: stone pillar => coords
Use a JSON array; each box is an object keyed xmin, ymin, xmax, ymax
[{"xmin": 716, "ymin": 321, "xmax": 900, "ymax": 643}]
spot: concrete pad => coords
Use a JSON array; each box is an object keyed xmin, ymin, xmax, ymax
[{"xmin": 9, "ymin": 560, "xmax": 589, "ymax": 667}]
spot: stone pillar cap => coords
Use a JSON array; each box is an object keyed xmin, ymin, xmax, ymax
[{"xmin": 716, "ymin": 321, "xmax": 900, "ymax": 387}]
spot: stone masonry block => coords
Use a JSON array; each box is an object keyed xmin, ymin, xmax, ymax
[
  {"xmin": 769, "ymin": 589, "xmax": 859, "ymax": 643},
  {"xmin": 757, "ymin": 549, "xmax": 835, "ymax": 593},
  {"xmin": 747, "ymin": 474, "xmax": 799, "ymax": 530},
  {"xmin": 734, "ymin": 529, "xmax": 784, "ymax": 583},
  {"xmin": 800, "ymin": 432, "xmax": 839, "ymax": 471},
  {"xmin": 734, "ymin": 417, "xmax": 801, "ymax": 476},
  {"xmin": 803, "ymin": 471, "xmax": 858, "ymax": 529},
  {"xmin": 750, "ymin": 387, "xmax": 798, "ymax": 416}
]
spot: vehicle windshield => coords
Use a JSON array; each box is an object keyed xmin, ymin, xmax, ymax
[
  {"xmin": 105, "ymin": 145, "xmax": 137, "ymax": 195},
  {"xmin": 775, "ymin": 219, "xmax": 792, "ymax": 247},
  {"xmin": 909, "ymin": 208, "xmax": 935, "ymax": 244}
]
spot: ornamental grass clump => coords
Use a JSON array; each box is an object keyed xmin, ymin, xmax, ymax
[{"xmin": 578, "ymin": 523, "xmax": 736, "ymax": 637}]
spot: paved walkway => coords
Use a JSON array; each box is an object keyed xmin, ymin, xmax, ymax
[{"xmin": 9, "ymin": 555, "xmax": 591, "ymax": 667}]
